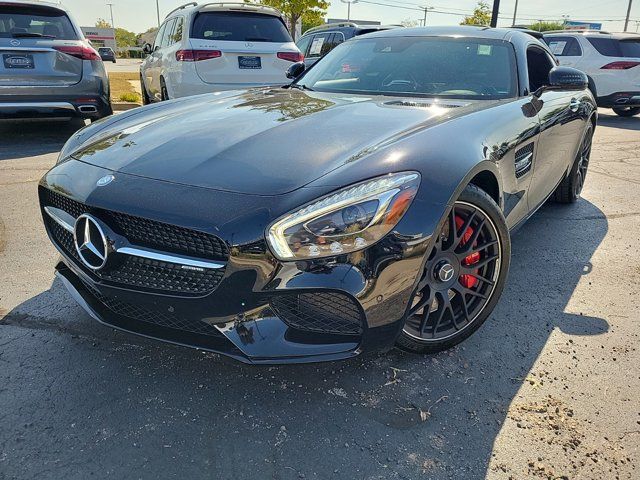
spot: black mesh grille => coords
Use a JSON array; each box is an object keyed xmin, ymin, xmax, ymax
[
  {"xmin": 82, "ymin": 280, "xmax": 222, "ymax": 337},
  {"xmin": 515, "ymin": 142, "xmax": 534, "ymax": 178},
  {"xmin": 41, "ymin": 188, "xmax": 227, "ymax": 296},
  {"xmin": 271, "ymin": 292, "xmax": 364, "ymax": 335}
]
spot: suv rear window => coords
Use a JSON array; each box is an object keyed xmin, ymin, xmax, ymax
[
  {"xmin": 190, "ymin": 12, "xmax": 292, "ymax": 42},
  {"xmin": 587, "ymin": 37, "xmax": 640, "ymax": 57},
  {"xmin": 0, "ymin": 6, "xmax": 78, "ymax": 40}
]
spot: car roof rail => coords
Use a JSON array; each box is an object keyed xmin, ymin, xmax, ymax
[
  {"xmin": 543, "ymin": 29, "xmax": 611, "ymax": 35},
  {"xmin": 197, "ymin": 2, "xmax": 282, "ymax": 16},
  {"xmin": 165, "ymin": 1, "xmax": 198, "ymax": 18},
  {"xmin": 304, "ymin": 22, "xmax": 360, "ymax": 35}
]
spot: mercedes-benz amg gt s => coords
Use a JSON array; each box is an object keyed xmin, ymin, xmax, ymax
[{"xmin": 39, "ymin": 27, "xmax": 596, "ymax": 364}]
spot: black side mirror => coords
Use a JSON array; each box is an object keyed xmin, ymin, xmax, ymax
[
  {"xmin": 286, "ymin": 61, "xmax": 306, "ymax": 79},
  {"xmin": 534, "ymin": 66, "xmax": 588, "ymax": 97},
  {"xmin": 142, "ymin": 43, "xmax": 153, "ymax": 55}
]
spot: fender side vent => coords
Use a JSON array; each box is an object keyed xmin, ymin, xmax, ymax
[{"xmin": 515, "ymin": 143, "xmax": 534, "ymax": 178}]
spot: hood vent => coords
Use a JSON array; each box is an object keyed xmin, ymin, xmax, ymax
[{"xmin": 384, "ymin": 100, "xmax": 464, "ymax": 109}]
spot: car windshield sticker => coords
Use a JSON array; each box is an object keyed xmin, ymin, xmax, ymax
[
  {"xmin": 477, "ymin": 44, "xmax": 492, "ymax": 56},
  {"xmin": 309, "ymin": 37, "xmax": 325, "ymax": 55},
  {"xmin": 549, "ymin": 41, "xmax": 567, "ymax": 55}
]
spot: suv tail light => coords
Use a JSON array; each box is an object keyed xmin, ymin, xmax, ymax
[
  {"xmin": 277, "ymin": 52, "xmax": 304, "ymax": 62},
  {"xmin": 601, "ymin": 61, "xmax": 640, "ymax": 70},
  {"xmin": 176, "ymin": 49, "xmax": 222, "ymax": 61},
  {"xmin": 53, "ymin": 45, "xmax": 101, "ymax": 61}
]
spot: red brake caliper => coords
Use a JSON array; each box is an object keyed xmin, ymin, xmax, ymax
[{"xmin": 455, "ymin": 215, "xmax": 480, "ymax": 288}]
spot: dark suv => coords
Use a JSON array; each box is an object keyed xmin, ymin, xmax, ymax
[
  {"xmin": 296, "ymin": 22, "xmax": 401, "ymax": 66},
  {"xmin": 98, "ymin": 47, "xmax": 116, "ymax": 63}
]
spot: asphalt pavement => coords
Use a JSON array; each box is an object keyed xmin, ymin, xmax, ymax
[
  {"xmin": 0, "ymin": 111, "xmax": 638, "ymax": 479},
  {"xmin": 104, "ymin": 58, "xmax": 143, "ymax": 73}
]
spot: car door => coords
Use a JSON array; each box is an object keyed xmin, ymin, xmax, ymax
[
  {"xmin": 305, "ymin": 32, "xmax": 333, "ymax": 67},
  {"xmin": 144, "ymin": 19, "xmax": 172, "ymax": 100},
  {"xmin": 160, "ymin": 16, "xmax": 184, "ymax": 98},
  {"xmin": 526, "ymin": 45, "xmax": 587, "ymax": 209}
]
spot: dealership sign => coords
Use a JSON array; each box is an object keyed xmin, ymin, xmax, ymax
[{"xmin": 564, "ymin": 21, "xmax": 602, "ymax": 30}]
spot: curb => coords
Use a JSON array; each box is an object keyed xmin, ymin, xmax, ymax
[{"xmin": 112, "ymin": 102, "xmax": 141, "ymax": 112}]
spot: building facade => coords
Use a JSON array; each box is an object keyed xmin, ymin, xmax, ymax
[{"xmin": 80, "ymin": 27, "xmax": 116, "ymax": 49}]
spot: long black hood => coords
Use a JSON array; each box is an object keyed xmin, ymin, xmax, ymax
[{"xmin": 69, "ymin": 89, "xmax": 496, "ymax": 195}]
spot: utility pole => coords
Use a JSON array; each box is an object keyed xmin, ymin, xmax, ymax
[
  {"xmin": 341, "ymin": 0, "xmax": 358, "ymax": 21},
  {"xmin": 490, "ymin": 0, "xmax": 500, "ymax": 28},
  {"xmin": 107, "ymin": 3, "xmax": 115, "ymax": 49},
  {"xmin": 512, "ymin": 0, "xmax": 519, "ymax": 26},
  {"xmin": 156, "ymin": 0, "xmax": 161, "ymax": 27},
  {"xmin": 422, "ymin": 5, "xmax": 433, "ymax": 26},
  {"xmin": 624, "ymin": 0, "xmax": 633, "ymax": 32}
]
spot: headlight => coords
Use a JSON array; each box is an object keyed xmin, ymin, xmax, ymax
[{"xmin": 267, "ymin": 172, "xmax": 420, "ymax": 260}]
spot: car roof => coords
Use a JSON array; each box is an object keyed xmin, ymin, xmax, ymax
[
  {"xmin": 302, "ymin": 22, "xmax": 401, "ymax": 37},
  {"xmin": 166, "ymin": 1, "xmax": 283, "ymax": 19},
  {"xmin": 0, "ymin": 0, "xmax": 69, "ymax": 11},
  {"xmin": 358, "ymin": 26, "xmax": 531, "ymax": 41},
  {"xmin": 544, "ymin": 30, "xmax": 640, "ymax": 40}
]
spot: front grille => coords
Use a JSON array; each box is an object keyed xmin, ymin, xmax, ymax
[
  {"xmin": 271, "ymin": 292, "xmax": 364, "ymax": 335},
  {"xmin": 82, "ymin": 280, "xmax": 222, "ymax": 337},
  {"xmin": 41, "ymin": 187, "xmax": 228, "ymax": 296}
]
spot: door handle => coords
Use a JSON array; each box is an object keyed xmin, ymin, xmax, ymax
[{"xmin": 569, "ymin": 98, "xmax": 581, "ymax": 112}]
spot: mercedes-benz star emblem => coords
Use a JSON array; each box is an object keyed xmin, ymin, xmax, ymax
[
  {"xmin": 438, "ymin": 263, "xmax": 455, "ymax": 282},
  {"xmin": 74, "ymin": 214, "xmax": 109, "ymax": 270},
  {"xmin": 96, "ymin": 174, "xmax": 115, "ymax": 187}
]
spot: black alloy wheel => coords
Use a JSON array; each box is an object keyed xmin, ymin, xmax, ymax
[
  {"xmin": 612, "ymin": 106, "xmax": 640, "ymax": 117},
  {"xmin": 398, "ymin": 184, "xmax": 510, "ymax": 354},
  {"xmin": 553, "ymin": 124, "xmax": 593, "ymax": 203}
]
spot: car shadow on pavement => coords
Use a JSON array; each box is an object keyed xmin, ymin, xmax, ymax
[
  {"xmin": 596, "ymin": 111, "xmax": 640, "ymax": 131},
  {"xmin": 0, "ymin": 199, "xmax": 609, "ymax": 479},
  {"xmin": 0, "ymin": 118, "xmax": 86, "ymax": 161}
]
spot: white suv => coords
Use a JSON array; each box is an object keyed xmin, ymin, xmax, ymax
[
  {"xmin": 544, "ymin": 31, "xmax": 640, "ymax": 117},
  {"xmin": 140, "ymin": 2, "xmax": 302, "ymax": 103}
]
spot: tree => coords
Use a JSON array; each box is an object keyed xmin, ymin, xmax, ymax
[
  {"xmin": 95, "ymin": 18, "xmax": 111, "ymax": 29},
  {"xmin": 301, "ymin": 8, "xmax": 325, "ymax": 34},
  {"xmin": 245, "ymin": 0, "xmax": 329, "ymax": 40},
  {"xmin": 115, "ymin": 27, "xmax": 137, "ymax": 47},
  {"xmin": 528, "ymin": 21, "xmax": 564, "ymax": 32},
  {"xmin": 460, "ymin": 1, "xmax": 491, "ymax": 26}
]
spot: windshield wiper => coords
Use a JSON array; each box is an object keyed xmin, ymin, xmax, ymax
[
  {"xmin": 290, "ymin": 83, "xmax": 314, "ymax": 92},
  {"xmin": 12, "ymin": 32, "xmax": 55, "ymax": 38}
]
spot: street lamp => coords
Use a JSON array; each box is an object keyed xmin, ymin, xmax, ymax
[
  {"xmin": 156, "ymin": 0, "xmax": 160, "ymax": 27},
  {"xmin": 340, "ymin": 0, "xmax": 358, "ymax": 22},
  {"xmin": 106, "ymin": 3, "xmax": 115, "ymax": 50}
]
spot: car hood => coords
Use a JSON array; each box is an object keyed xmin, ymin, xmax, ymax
[{"xmin": 70, "ymin": 89, "xmax": 495, "ymax": 195}]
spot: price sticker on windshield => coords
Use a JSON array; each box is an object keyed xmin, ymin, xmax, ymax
[{"xmin": 477, "ymin": 44, "xmax": 493, "ymax": 56}]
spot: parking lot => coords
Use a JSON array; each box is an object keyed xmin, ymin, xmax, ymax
[{"xmin": 0, "ymin": 110, "xmax": 638, "ymax": 479}]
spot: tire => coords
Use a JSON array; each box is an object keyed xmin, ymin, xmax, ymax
[
  {"xmin": 396, "ymin": 184, "xmax": 511, "ymax": 354},
  {"xmin": 612, "ymin": 107, "xmax": 640, "ymax": 117},
  {"xmin": 160, "ymin": 77, "xmax": 169, "ymax": 101},
  {"xmin": 552, "ymin": 123, "xmax": 593, "ymax": 203},
  {"xmin": 140, "ymin": 75, "xmax": 151, "ymax": 105}
]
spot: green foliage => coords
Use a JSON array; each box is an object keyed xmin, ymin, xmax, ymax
[
  {"xmin": 528, "ymin": 21, "xmax": 565, "ymax": 32},
  {"xmin": 119, "ymin": 92, "xmax": 141, "ymax": 103},
  {"xmin": 115, "ymin": 28, "xmax": 137, "ymax": 47},
  {"xmin": 95, "ymin": 18, "xmax": 111, "ymax": 28},
  {"xmin": 301, "ymin": 9, "xmax": 325, "ymax": 33},
  {"xmin": 460, "ymin": 1, "xmax": 491, "ymax": 26},
  {"xmin": 245, "ymin": 0, "xmax": 329, "ymax": 39}
]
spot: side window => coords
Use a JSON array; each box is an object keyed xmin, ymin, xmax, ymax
[
  {"xmin": 546, "ymin": 36, "xmax": 582, "ymax": 56},
  {"xmin": 526, "ymin": 46, "xmax": 555, "ymax": 93},
  {"xmin": 296, "ymin": 34, "xmax": 313, "ymax": 56},
  {"xmin": 321, "ymin": 33, "xmax": 339, "ymax": 56},
  {"xmin": 170, "ymin": 17, "xmax": 184, "ymax": 44},
  {"xmin": 159, "ymin": 18, "xmax": 176, "ymax": 48},
  {"xmin": 307, "ymin": 33, "xmax": 329, "ymax": 58},
  {"xmin": 153, "ymin": 21, "xmax": 167, "ymax": 50}
]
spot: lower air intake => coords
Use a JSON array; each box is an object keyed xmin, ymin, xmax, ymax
[{"xmin": 271, "ymin": 292, "xmax": 364, "ymax": 335}]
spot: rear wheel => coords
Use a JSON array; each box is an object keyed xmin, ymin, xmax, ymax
[
  {"xmin": 612, "ymin": 106, "xmax": 640, "ymax": 117},
  {"xmin": 552, "ymin": 124, "xmax": 593, "ymax": 203},
  {"xmin": 397, "ymin": 184, "xmax": 510, "ymax": 354}
]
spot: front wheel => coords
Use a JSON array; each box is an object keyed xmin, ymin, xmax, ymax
[
  {"xmin": 552, "ymin": 123, "xmax": 593, "ymax": 203},
  {"xmin": 612, "ymin": 107, "xmax": 640, "ymax": 117},
  {"xmin": 397, "ymin": 184, "xmax": 511, "ymax": 354}
]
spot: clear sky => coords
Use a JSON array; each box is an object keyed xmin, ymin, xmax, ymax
[{"xmin": 62, "ymin": 0, "xmax": 639, "ymax": 34}]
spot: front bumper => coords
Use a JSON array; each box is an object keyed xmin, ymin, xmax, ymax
[{"xmin": 40, "ymin": 161, "xmax": 433, "ymax": 364}]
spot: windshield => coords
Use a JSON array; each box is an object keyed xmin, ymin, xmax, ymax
[
  {"xmin": 297, "ymin": 36, "xmax": 517, "ymax": 99},
  {"xmin": 190, "ymin": 12, "xmax": 292, "ymax": 43},
  {"xmin": 0, "ymin": 6, "xmax": 78, "ymax": 39}
]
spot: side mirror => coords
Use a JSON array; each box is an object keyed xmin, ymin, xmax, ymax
[
  {"xmin": 142, "ymin": 43, "xmax": 153, "ymax": 55},
  {"xmin": 534, "ymin": 66, "xmax": 588, "ymax": 97},
  {"xmin": 286, "ymin": 61, "xmax": 306, "ymax": 80}
]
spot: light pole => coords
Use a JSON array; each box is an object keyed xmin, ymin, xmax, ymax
[
  {"xmin": 107, "ymin": 3, "xmax": 115, "ymax": 50},
  {"xmin": 490, "ymin": 0, "xmax": 500, "ymax": 27},
  {"xmin": 624, "ymin": 0, "xmax": 633, "ymax": 32},
  {"xmin": 512, "ymin": 0, "xmax": 519, "ymax": 26},
  {"xmin": 341, "ymin": 0, "xmax": 358, "ymax": 21},
  {"xmin": 421, "ymin": 5, "xmax": 434, "ymax": 27},
  {"xmin": 156, "ymin": 0, "xmax": 161, "ymax": 27}
]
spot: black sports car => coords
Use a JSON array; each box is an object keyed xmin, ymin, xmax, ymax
[{"xmin": 39, "ymin": 27, "xmax": 596, "ymax": 364}]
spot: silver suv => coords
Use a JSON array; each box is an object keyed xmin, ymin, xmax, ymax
[{"xmin": 0, "ymin": 0, "xmax": 112, "ymax": 119}]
